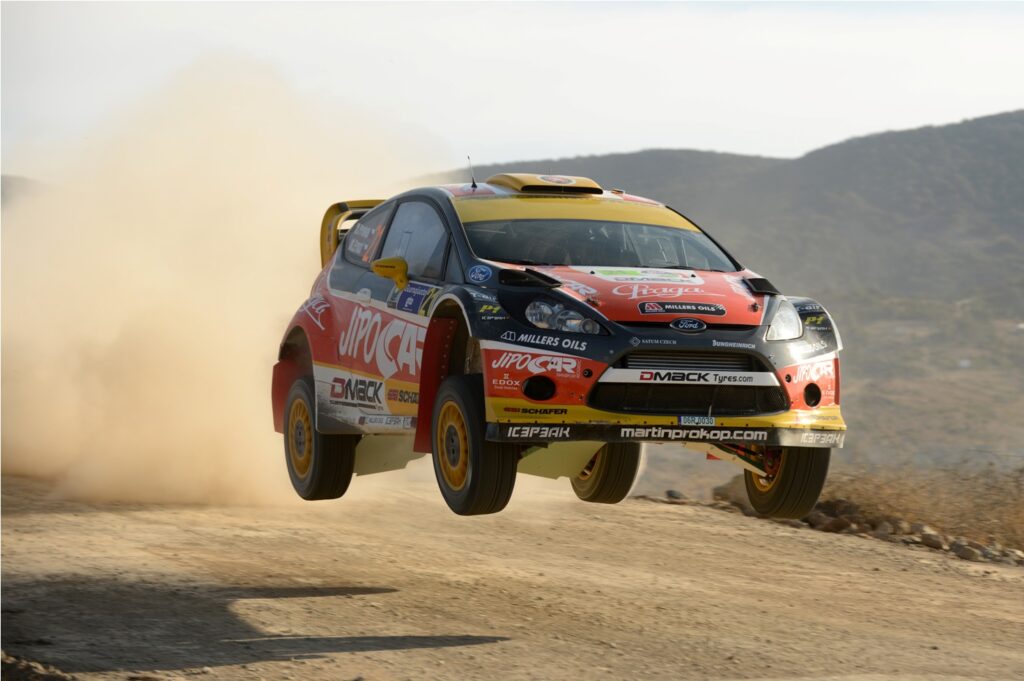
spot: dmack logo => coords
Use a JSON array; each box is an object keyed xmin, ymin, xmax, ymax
[
  {"xmin": 640, "ymin": 370, "xmax": 710, "ymax": 382},
  {"xmin": 795, "ymin": 359, "xmax": 835, "ymax": 382},
  {"xmin": 330, "ymin": 376, "xmax": 383, "ymax": 407},
  {"xmin": 491, "ymin": 351, "xmax": 579, "ymax": 376},
  {"xmin": 338, "ymin": 308, "xmax": 426, "ymax": 379}
]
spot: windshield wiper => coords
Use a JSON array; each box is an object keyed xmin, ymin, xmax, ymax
[
  {"xmin": 662, "ymin": 265, "xmax": 726, "ymax": 272},
  {"xmin": 501, "ymin": 258, "xmax": 557, "ymax": 266}
]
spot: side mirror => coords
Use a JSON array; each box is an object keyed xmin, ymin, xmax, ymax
[{"xmin": 371, "ymin": 256, "xmax": 409, "ymax": 290}]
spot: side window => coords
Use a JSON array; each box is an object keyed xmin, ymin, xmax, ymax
[
  {"xmin": 379, "ymin": 201, "xmax": 449, "ymax": 280},
  {"xmin": 444, "ymin": 241, "xmax": 463, "ymax": 283},
  {"xmin": 344, "ymin": 203, "xmax": 394, "ymax": 266}
]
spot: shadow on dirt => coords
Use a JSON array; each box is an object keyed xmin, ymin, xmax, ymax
[{"xmin": 1, "ymin": 577, "xmax": 508, "ymax": 673}]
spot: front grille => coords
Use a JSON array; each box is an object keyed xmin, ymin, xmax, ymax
[
  {"xmin": 621, "ymin": 350, "xmax": 756, "ymax": 372},
  {"xmin": 589, "ymin": 384, "xmax": 789, "ymax": 416}
]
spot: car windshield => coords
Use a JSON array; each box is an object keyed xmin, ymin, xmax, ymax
[{"xmin": 463, "ymin": 219, "xmax": 739, "ymax": 271}]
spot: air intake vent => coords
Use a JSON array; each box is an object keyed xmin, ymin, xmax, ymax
[
  {"xmin": 486, "ymin": 173, "xmax": 603, "ymax": 195},
  {"xmin": 620, "ymin": 350, "xmax": 758, "ymax": 372}
]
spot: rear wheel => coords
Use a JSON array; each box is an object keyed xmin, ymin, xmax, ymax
[
  {"xmin": 744, "ymin": 446, "xmax": 830, "ymax": 518},
  {"xmin": 431, "ymin": 374, "xmax": 518, "ymax": 515},
  {"xmin": 571, "ymin": 443, "xmax": 641, "ymax": 504},
  {"xmin": 284, "ymin": 377, "xmax": 356, "ymax": 500}
]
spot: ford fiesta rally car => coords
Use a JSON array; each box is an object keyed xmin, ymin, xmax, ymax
[{"xmin": 271, "ymin": 173, "xmax": 845, "ymax": 516}]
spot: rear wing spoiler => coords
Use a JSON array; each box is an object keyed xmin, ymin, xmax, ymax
[{"xmin": 320, "ymin": 199, "xmax": 384, "ymax": 266}]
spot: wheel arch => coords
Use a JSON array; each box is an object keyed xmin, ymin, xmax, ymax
[
  {"xmin": 413, "ymin": 295, "xmax": 479, "ymax": 452},
  {"xmin": 272, "ymin": 325, "xmax": 314, "ymax": 433}
]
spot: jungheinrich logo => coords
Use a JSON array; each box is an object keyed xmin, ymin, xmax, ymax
[{"xmin": 669, "ymin": 317, "xmax": 707, "ymax": 333}]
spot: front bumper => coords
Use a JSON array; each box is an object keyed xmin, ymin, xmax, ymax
[{"xmin": 484, "ymin": 402, "xmax": 846, "ymax": 447}]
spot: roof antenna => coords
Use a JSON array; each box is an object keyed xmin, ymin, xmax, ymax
[{"xmin": 467, "ymin": 155, "xmax": 477, "ymax": 189}]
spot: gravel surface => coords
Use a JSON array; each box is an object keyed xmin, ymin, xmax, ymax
[{"xmin": 3, "ymin": 472, "xmax": 1023, "ymax": 680}]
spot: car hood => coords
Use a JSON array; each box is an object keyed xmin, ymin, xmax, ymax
[{"xmin": 529, "ymin": 265, "xmax": 768, "ymax": 326}]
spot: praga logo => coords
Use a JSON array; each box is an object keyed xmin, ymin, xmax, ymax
[
  {"xmin": 491, "ymin": 351, "xmax": 580, "ymax": 376},
  {"xmin": 613, "ymin": 284, "xmax": 706, "ymax": 300},
  {"xmin": 795, "ymin": 359, "xmax": 835, "ymax": 382},
  {"xmin": 330, "ymin": 376, "xmax": 384, "ymax": 410},
  {"xmin": 338, "ymin": 308, "xmax": 426, "ymax": 380}
]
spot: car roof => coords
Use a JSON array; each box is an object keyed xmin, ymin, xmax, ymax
[{"xmin": 437, "ymin": 173, "xmax": 699, "ymax": 231}]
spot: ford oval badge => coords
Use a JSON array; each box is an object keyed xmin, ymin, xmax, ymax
[{"xmin": 670, "ymin": 317, "xmax": 707, "ymax": 333}]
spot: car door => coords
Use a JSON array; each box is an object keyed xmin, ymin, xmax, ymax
[{"xmin": 350, "ymin": 199, "xmax": 452, "ymax": 429}]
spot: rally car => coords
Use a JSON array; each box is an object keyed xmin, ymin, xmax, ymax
[{"xmin": 271, "ymin": 173, "xmax": 845, "ymax": 516}]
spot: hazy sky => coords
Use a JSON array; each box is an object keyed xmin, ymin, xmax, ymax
[{"xmin": 3, "ymin": 1, "xmax": 1023, "ymax": 173}]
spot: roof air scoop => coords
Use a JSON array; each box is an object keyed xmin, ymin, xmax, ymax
[{"xmin": 486, "ymin": 173, "xmax": 604, "ymax": 195}]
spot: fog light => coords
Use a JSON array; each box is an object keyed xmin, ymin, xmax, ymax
[
  {"xmin": 522, "ymin": 376, "xmax": 556, "ymax": 401},
  {"xmin": 804, "ymin": 383, "xmax": 821, "ymax": 407}
]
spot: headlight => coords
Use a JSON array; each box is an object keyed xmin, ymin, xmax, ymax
[
  {"xmin": 765, "ymin": 298, "xmax": 803, "ymax": 341},
  {"xmin": 525, "ymin": 299, "xmax": 603, "ymax": 334}
]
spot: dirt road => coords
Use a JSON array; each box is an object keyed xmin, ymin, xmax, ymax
[{"xmin": 3, "ymin": 468, "xmax": 1023, "ymax": 681}]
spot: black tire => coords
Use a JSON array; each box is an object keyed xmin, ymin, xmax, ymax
[
  {"xmin": 284, "ymin": 377, "xmax": 356, "ymax": 500},
  {"xmin": 431, "ymin": 374, "xmax": 518, "ymax": 515},
  {"xmin": 744, "ymin": 447, "xmax": 830, "ymax": 518},
  {"xmin": 571, "ymin": 443, "xmax": 641, "ymax": 504}
]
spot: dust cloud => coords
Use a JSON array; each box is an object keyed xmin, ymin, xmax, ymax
[{"xmin": 1, "ymin": 57, "xmax": 439, "ymax": 505}]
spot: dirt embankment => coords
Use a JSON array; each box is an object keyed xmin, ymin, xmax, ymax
[{"xmin": 3, "ymin": 471, "xmax": 1023, "ymax": 681}]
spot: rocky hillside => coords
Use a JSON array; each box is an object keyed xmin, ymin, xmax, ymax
[{"xmin": 440, "ymin": 112, "xmax": 1024, "ymax": 470}]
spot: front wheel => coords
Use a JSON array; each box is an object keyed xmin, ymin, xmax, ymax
[
  {"xmin": 744, "ymin": 446, "xmax": 830, "ymax": 518},
  {"xmin": 431, "ymin": 374, "xmax": 518, "ymax": 515},
  {"xmin": 571, "ymin": 443, "xmax": 641, "ymax": 504},
  {"xmin": 284, "ymin": 377, "xmax": 356, "ymax": 500}
]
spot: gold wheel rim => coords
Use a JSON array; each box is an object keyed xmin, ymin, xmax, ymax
[
  {"xmin": 436, "ymin": 401, "xmax": 469, "ymax": 491},
  {"xmin": 752, "ymin": 449, "xmax": 784, "ymax": 492},
  {"xmin": 288, "ymin": 398, "xmax": 313, "ymax": 479}
]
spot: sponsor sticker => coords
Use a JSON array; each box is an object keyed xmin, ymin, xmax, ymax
[
  {"xmin": 491, "ymin": 351, "xmax": 581, "ymax": 376},
  {"xmin": 584, "ymin": 268, "xmax": 705, "ymax": 284},
  {"xmin": 504, "ymin": 425, "xmax": 573, "ymax": 439},
  {"xmin": 337, "ymin": 308, "xmax": 426, "ymax": 380},
  {"xmin": 468, "ymin": 289, "xmax": 498, "ymax": 302},
  {"xmin": 797, "ymin": 302, "xmax": 823, "ymax": 313},
  {"xmin": 490, "ymin": 372, "xmax": 522, "ymax": 394},
  {"xmin": 712, "ymin": 339, "xmax": 755, "ymax": 350},
  {"xmin": 468, "ymin": 265, "xmax": 492, "ymax": 283},
  {"xmin": 387, "ymin": 388, "xmax": 419, "ymax": 404},
  {"xmin": 391, "ymin": 281, "xmax": 438, "ymax": 314},
  {"xmin": 620, "ymin": 426, "xmax": 768, "ymax": 442},
  {"xmin": 795, "ymin": 359, "xmax": 835, "ymax": 383},
  {"xmin": 640, "ymin": 301, "xmax": 726, "ymax": 316},
  {"xmin": 601, "ymin": 368, "xmax": 778, "ymax": 386},
  {"xmin": 790, "ymin": 339, "xmax": 828, "ymax": 357},
  {"xmin": 500, "ymin": 331, "xmax": 588, "ymax": 352},
  {"xmin": 358, "ymin": 415, "xmax": 415, "ymax": 428},
  {"xmin": 800, "ymin": 431, "xmax": 843, "ymax": 446},
  {"xmin": 503, "ymin": 407, "xmax": 569, "ymax": 415},
  {"xmin": 612, "ymin": 284, "xmax": 707, "ymax": 299},
  {"xmin": 302, "ymin": 294, "xmax": 330, "ymax": 330},
  {"xmin": 558, "ymin": 279, "xmax": 598, "ymax": 297},
  {"xmin": 330, "ymin": 376, "xmax": 384, "ymax": 410}
]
